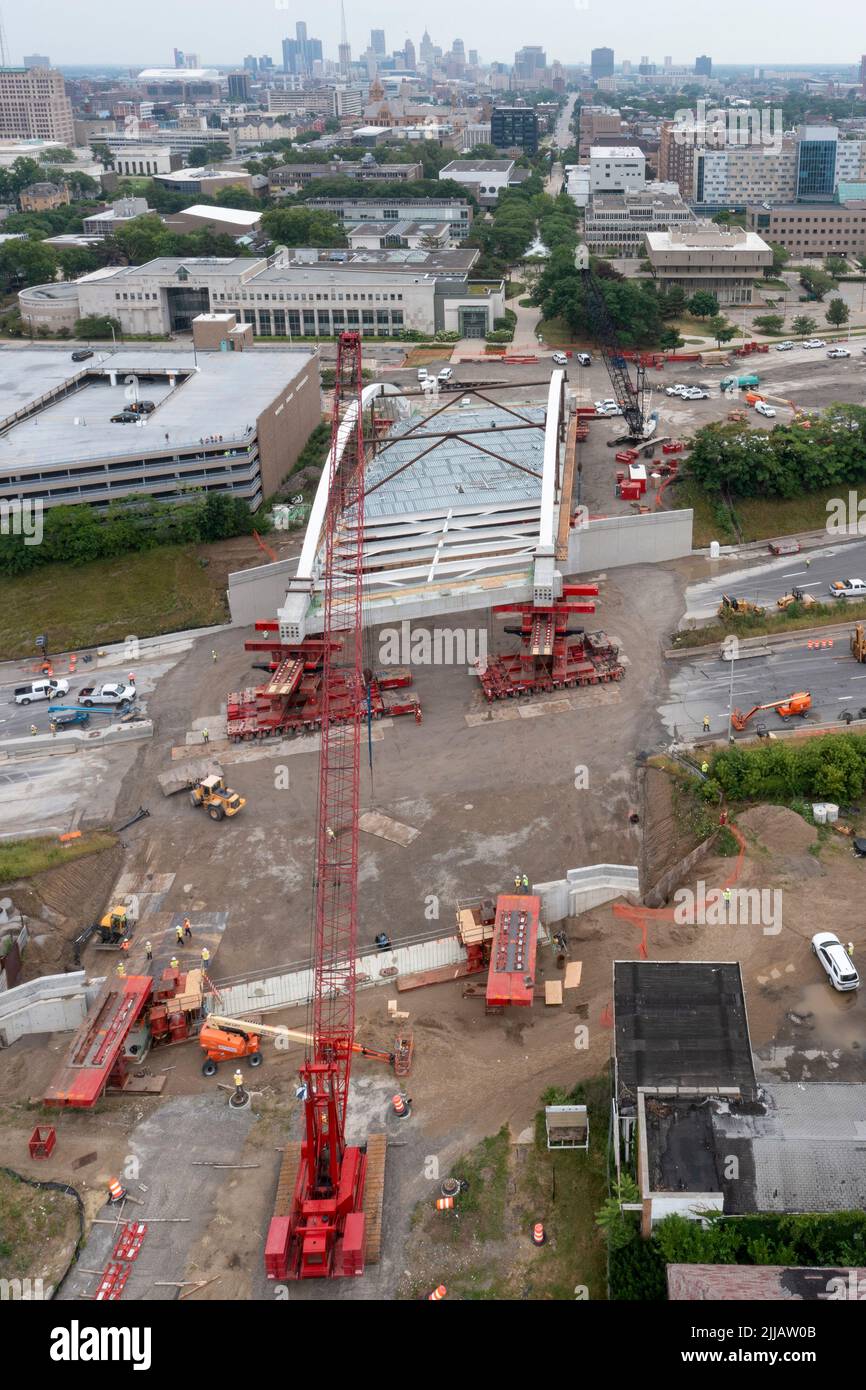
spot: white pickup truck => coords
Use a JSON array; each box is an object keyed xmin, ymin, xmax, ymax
[
  {"xmin": 78, "ymin": 683, "xmax": 137, "ymax": 707},
  {"xmin": 14, "ymin": 678, "xmax": 70, "ymax": 705}
]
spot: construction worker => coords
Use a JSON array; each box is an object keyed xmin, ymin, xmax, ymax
[
  {"xmin": 128, "ymin": 672, "xmax": 136, "ymax": 685},
  {"xmin": 847, "ymin": 942, "xmax": 854, "ymax": 956},
  {"xmin": 170, "ymin": 955, "xmax": 180, "ymax": 972},
  {"xmin": 145, "ymin": 941, "xmax": 153, "ymax": 962},
  {"xmin": 200, "ymin": 946, "xmax": 210, "ymax": 970},
  {"xmin": 375, "ymin": 932, "xmax": 392, "ymax": 951},
  {"xmin": 233, "ymin": 1069, "xmax": 245, "ymax": 1101},
  {"xmin": 30, "ymin": 724, "xmax": 37, "ymax": 736},
  {"xmin": 202, "ymin": 728, "xmax": 209, "ymax": 744},
  {"xmin": 513, "ymin": 873, "xmax": 522, "ymax": 892},
  {"xmin": 49, "ymin": 720, "xmax": 57, "ymax": 737},
  {"xmin": 702, "ymin": 714, "xmax": 711, "ymax": 733},
  {"xmin": 116, "ymin": 962, "xmax": 126, "ymax": 978},
  {"xmin": 120, "ymin": 938, "xmax": 130, "ymax": 953},
  {"xmin": 804, "ymin": 556, "xmax": 811, "ymax": 569},
  {"xmin": 175, "ymin": 922, "xmax": 185, "ymax": 946},
  {"xmin": 701, "ymin": 760, "xmax": 710, "ymax": 775},
  {"xmin": 183, "ymin": 917, "xmax": 192, "ymax": 940},
  {"xmin": 211, "ymin": 649, "xmax": 218, "ymax": 663},
  {"xmin": 521, "ymin": 873, "xmax": 530, "ymax": 892},
  {"xmin": 722, "ymin": 887, "xmax": 732, "ymax": 906}
]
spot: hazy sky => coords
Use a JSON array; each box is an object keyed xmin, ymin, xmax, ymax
[{"xmin": 6, "ymin": 0, "xmax": 861, "ymax": 69}]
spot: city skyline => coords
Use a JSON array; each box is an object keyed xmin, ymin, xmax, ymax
[{"xmin": 5, "ymin": 0, "xmax": 864, "ymax": 68}]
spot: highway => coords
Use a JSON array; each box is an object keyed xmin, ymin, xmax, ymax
[
  {"xmin": 660, "ymin": 633, "xmax": 866, "ymax": 742},
  {"xmin": 684, "ymin": 539, "xmax": 866, "ymax": 620}
]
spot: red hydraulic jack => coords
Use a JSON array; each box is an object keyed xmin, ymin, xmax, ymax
[{"xmin": 476, "ymin": 585, "xmax": 625, "ymax": 700}]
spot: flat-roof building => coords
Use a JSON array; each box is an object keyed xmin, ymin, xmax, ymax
[
  {"xmin": 644, "ymin": 222, "xmax": 773, "ymax": 303},
  {"xmin": 438, "ymin": 159, "xmax": 516, "ymax": 206},
  {"xmin": 589, "ymin": 145, "xmax": 646, "ymax": 193},
  {"xmin": 746, "ymin": 200, "xmax": 866, "ymax": 257},
  {"xmin": 269, "ymin": 161, "xmax": 424, "ymax": 196},
  {"xmin": 0, "ymin": 347, "xmax": 319, "ymax": 514},
  {"xmin": 0, "ymin": 66, "xmax": 74, "ymax": 144},
  {"xmin": 164, "ymin": 204, "xmax": 263, "ymax": 239},
  {"xmin": 303, "ymin": 195, "xmax": 473, "ymax": 241},
  {"xmin": 585, "ymin": 186, "xmax": 695, "ymax": 252}
]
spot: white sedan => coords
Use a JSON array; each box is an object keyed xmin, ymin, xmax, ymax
[
  {"xmin": 829, "ymin": 577, "xmax": 866, "ymax": 598},
  {"xmin": 811, "ymin": 932, "xmax": 859, "ymax": 992}
]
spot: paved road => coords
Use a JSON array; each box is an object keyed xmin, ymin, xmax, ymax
[
  {"xmin": 684, "ymin": 540, "xmax": 866, "ymax": 620},
  {"xmin": 660, "ymin": 635, "xmax": 866, "ymax": 741}
]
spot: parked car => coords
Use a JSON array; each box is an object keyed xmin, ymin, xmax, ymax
[
  {"xmin": 665, "ymin": 384, "xmax": 689, "ymax": 396},
  {"xmin": 417, "ymin": 367, "xmax": 428, "ymax": 381},
  {"xmin": 14, "ymin": 678, "xmax": 70, "ymax": 706},
  {"xmin": 828, "ymin": 347, "xmax": 851, "ymax": 359},
  {"xmin": 775, "ymin": 341, "xmax": 794, "ymax": 351},
  {"xmin": 551, "ymin": 351, "xmax": 568, "ymax": 365},
  {"xmin": 127, "ymin": 400, "xmax": 156, "ymax": 414},
  {"xmin": 811, "ymin": 932, "xmax": 859, "ymax": 992},
  {"xmin": 682, "ymin": 387, "xmax": 709, "ymax": 400},
  {"xmin": 575, "ymin": 352, "xmax": 592, "ymax": 366},
  {"xmin": 437, "ymin": 367, "xmax": 453, "ymax": 382},
  {"xmin": 755, "ymin": 401, "xmax": 777, "ymax": 417},
  {"xmin": 829, "ymin": 578, "xmax": 866, "ymax": 598},
  {"xmin": 594, "ymin": 399, "xmax": 623, "ymax": 416},
  {"xmin": 803, "ymin": 338, "xmax": 826, "ymax": 349},
  {"xmin": 71, "ymin": 348, "xmax": 93, "ymax": 362},
  {"xmin": 111, "ymin": 411, "xmax": 140, "ymax": 424}
]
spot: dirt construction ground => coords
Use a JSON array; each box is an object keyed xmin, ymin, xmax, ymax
[{"xmin": 1, "ymin": 559, "xmax": 865, "ymax": 1299}]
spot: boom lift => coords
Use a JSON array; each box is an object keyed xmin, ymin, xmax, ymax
[
  {"xmin": 731, "ymin": 691, "xmax": 811, "ymax": 731},
  {"xmin": 264, "ymin": 332, "xmax": 386, "ymax": 1282},
  {"xmin": 198, "ymin": 1014, "xmax": 405, "ymax": 1076}
]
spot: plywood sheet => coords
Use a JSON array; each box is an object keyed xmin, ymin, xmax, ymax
[
  {"xmin": 545, "ymin": 980, "xmax": 563, "ymax": 1006},
  {"xmin": 564, "ymin": 961, "xmax": 583, "ymax": 990}
]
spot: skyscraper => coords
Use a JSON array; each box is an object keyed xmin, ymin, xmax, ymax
[
  {"xmin": 695, "ymin": 54, "xmax": 713, "ymax": 76},
  {"xmin": 591, "ymin": 48, "xmax": 614, "ymax": 80},
  {"xmin": 420, "ymin": 31, "xmax": 434, "ymax": 67},
  {"xmin": 0, "ymin": 65, "xmax": 74, "ymax": 142},
  {"xmin": 371, "ymin": 29, "xmax": 386, "ymax": 55},
  {"xmin": 228, "ymin": 71, "xmax": 251, "ymax": 102},
  {"xmin": 403, "ymin": 40, "xmax": 416, "ymax": 71},
  {"xmin": 339, "ymin": 1, "xmax": 351, "ymax": 76}
]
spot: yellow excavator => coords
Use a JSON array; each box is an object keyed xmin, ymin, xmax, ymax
[
  {"xmin": 731, "ymin": 691, "xmax": 811, "ymax": 732},
  {"xmin": 852, "ymin": 623, "xmax": 866, "ymax": 663},
  {"xmin": 718, "ymin": 593, "xmax": 765, "ymax": 618},
  {"xmin": 777, "ymin": 586, "xmax": 817, "ymax": 610}
]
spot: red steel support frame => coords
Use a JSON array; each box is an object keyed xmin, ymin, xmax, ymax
[{"xmin": 281, "ymin": 332, "xmax": 369, "ymax": 1279}]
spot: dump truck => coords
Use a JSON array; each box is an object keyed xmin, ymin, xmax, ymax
[
  {"xmin": 731, "ymin": 691, "xmax": 811, "ymax": 731},
  {"xmin": 189, "ymin": 773, "xmax": 246, "ymax": 820}
]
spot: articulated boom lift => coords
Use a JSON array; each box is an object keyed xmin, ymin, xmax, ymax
[{"xmin": 265, "ymin": 332, "xmax": 386, "ymax": 1282}]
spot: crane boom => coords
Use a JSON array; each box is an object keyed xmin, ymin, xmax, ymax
[{"xmin": 575, "ymin": 246, "xmax": 646, "ymax": 437}]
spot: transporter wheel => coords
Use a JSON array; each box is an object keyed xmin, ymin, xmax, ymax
[
  {"xmin": 248, "ymin": 1051, "xmax": 264, "ymax": 1067},
  {"xmin": 202, "ymin": 1059, "xmax": 218, "ymax": 1077}
]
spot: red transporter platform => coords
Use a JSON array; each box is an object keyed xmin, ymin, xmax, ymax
[
  {"xmin": 476, "ymin": 586, "xmax": 625, "ymax": 701},
  {"xmin": 486, "ymin": 895, "xmax": 541, "ymax": 1008},
  {"xmin": 227, "ymin": 622, "xmax": 421, "ymax": 741},
  {"xmin": 43, "ymin": 974, "xmax": 154, "ymax": 1108}
]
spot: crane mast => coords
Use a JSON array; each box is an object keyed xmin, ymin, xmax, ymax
[{"xmin": 266, "ymin": 332, "xmax": 376, "ymax": 1280}]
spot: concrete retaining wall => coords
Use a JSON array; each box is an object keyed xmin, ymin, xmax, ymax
[
  {"xmin": 568, "ymin": 509, "xmax": 693, "ymax": 573},
  {"xmin": 0, "ymin": 970, "xmax": 89, "ymax": 1046},
  {"xmin": 534, "ymin": 864, "xmax": 640, "ymax": 923},
  {"xmin": 211, "ymin": 932, "xmax": 466, "ymax": 1016},
  {"xmin": 227, "ymin": 558, "xmax": 294, "ymax": 627},
  {"xmin": 0, "ymin": 720, "xmax": 153, "ymax": 760}
]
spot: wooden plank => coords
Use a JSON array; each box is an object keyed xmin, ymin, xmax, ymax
[
  {"xmin": 544, "ymin": 980, "xmax": 563, "ymax": 1006},
  {"xmin": 564, "ymin": 961, "xmax": 583, "ymax": 989}
]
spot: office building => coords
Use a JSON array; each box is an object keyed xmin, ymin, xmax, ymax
[
  {"xmin": 82, "ymin": 196, "xmax": 150, "ymax": 238},
  {"xmin": 23, "ymin": 54, "xmax": 51, "ymax": 68},
  {"xmin": 577, "ymin": 104, "xmax": 625, "ymax": 159},
  {"xmin": 797, "ymin": 125, "xmax": 838, "ymax": 200},
  {"xmin": 746, "ymin": 202, "xmax": 866, "ymax": 257},
  {"xmin": 513, "ymin": 47, "xmax": 546, "ymax": 82},
  {"xmin": 0, "ymin": 65, "xmax": 75, "ymax": 143},
  {"xmin": 282, "ymin": 23, "xmax": 323, "ymax": 77},
  {"xmin": 371, "ymin": 30, "xmax": 386, "ymax": 56},
  {"xmin": 695, "ymin": 55, "xmax": 712, "ymax": 76},
  {"xmin": 303, "ymin": 195, "xmax": 473, "ymax": 241},
  {"xmin": 585, "ymin": 187, "xmax": 695, "ymax": 252},
  {"xmin": 644, "ymin": 223, "xmax": 772, "ymax": 304},
  {"xmin": 270, "ymin": 161, "xmax": 424, "ymax": 195},
  {"xmin": 109, "ymin": 146, "xmax": 181, "ymax": 177},
  {"xmin": 0, "ymin": 346, "xmax": 320, "ymax": 514},
  {"xmin": 438, "ymin": 158, "xmax": 519, "ymax": 205},
  {"xmin": 589, "ymin": 146, "xmax": 646, "ymax": 193},
  {"xmin": 227, "ymin": 72, "xmax": 251, "ymax": 103},
  {"xmin": 591, "ymin": 48, "xmax": 615, "ymax": 80},
  {"xmin": 491, "ymin": 106, "xmax": 539, "ymax": 155}
]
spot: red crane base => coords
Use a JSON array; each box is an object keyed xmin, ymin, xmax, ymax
[{"xmin": 265, "ymin": 1143, "xmax": 368, "ymax": 1280}]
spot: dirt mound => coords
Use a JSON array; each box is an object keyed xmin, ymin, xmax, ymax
[
  {"xmin": 9, "ymin": 843, "xmax": 126, "ymax": 979},
  {"xmin": 737, "ymin": 804, "xmax": 816, "ymax": 857}
]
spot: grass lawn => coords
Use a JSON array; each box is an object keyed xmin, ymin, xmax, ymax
[
  {"xmin": 505, "ymin": 279, "xmax": 526, "ymax": 298},
  {"xmin": 0, "ymin": 831, "xmax": 117, "ymax": 886},
  {"xmin": 0, "ymin": 545, "xmax": 228, "ymax": 660},
  {"xmin": 0, "ymin": 1169, "xmax": 81, "ymax": 1288},
  {"xmin": 670, "ymin": 477, "xmax": 866, "ymax": 548},
  {"xmin": 405, "ymin": 1078, "xmax": 610, "ymax": 1300}
]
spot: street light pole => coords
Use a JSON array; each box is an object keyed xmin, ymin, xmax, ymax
[{"xmin": 727, "ymin": 645, "xmax": 736, "ymax": 743}]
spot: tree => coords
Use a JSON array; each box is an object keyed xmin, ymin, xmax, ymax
[
  {"xmin": 189, "ymin": 141, "xmax": 231, "ymax": 167},
  {"xmin": 91, "ymin": 143, "xmax": 112, "ymax": 168},
  {"xmin": 765, "ymin": 241, "xmax": 790, "ymax": 278},
  {"xmin": 824, "ymin": 255, "xmax": 848, "ymax": 278},
  {"xmin": 0, "ymin": 237, "xmax": 59, "ymax": 291},
  {"xmin": 74, "ymin": 314, "xmax": 121, "ymax": 339},
  {"xmin": 212, "ymin": 184, "xmax": 261, "ymax": 211},
  {"xmin": 826, "ymin": 297, "xmax": 850, "ymax": 327},
  {"xmin": 660, "ymin": 326, "xmax": 684, "ymax": 349},
  {"xmin": 753, "ymin": 314, "xmax": 785, "ymax": 335},
  {"xmin": 707, "ymin": 315, "xmax": 736, "ymax": 347},
  {"xmin": 43, "ymin": 146, "xmax": 76, "ymax": 162},
  {"xmin": 792, "ymin": 314, "xmax": 818, "ymax": 337},
  {"xmin": 799, "ymin": 266, "xmax": 835, "ymax": 301},
  {"xmin": 56, "ymin": 245, "xmax": 99, "ymax": 280},
  {"xmin": 112, "ymin": 214, "xmax": 173, "ymax": 264},
  {"xmin": 260, "ymin": 206, "xmax": 346, "ymax": 248},
  {"xmin": 687, "ymin": 290, "xmax": 720, "ymax": 319}
]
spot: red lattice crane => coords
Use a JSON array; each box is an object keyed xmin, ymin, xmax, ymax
[{"xmin": 265, "ymin": 333, "xmax": 386, "ymax": 1281}]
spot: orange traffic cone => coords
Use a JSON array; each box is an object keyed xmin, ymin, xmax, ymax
[
  {"xmin": 108, "ymin": 1177, "xmax": 127, "ymax": 1204},
  {"xmin": 427, "ymin": 1284, "xmax": 447, "ymax": 1300},
  {"xmin": 531, "ymin": 1221, "xmax": 546, "ymax": 1246},
  {"xmin": 392, "ymin": 1093, "xmax": 411, "ymax": 1118},
  {"xmin": 435, "ymin": 1196, "xmax": 455, "ymax": 1212}
]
